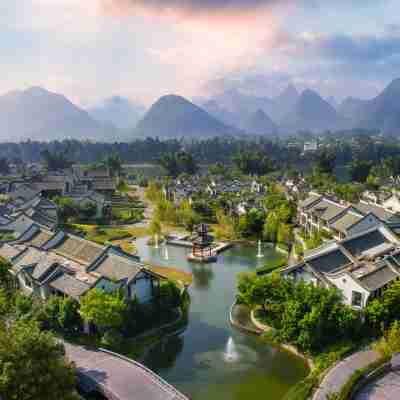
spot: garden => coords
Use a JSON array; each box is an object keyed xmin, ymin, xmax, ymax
[{"xmin": 236, "ymin": 271, "xmax": 400, "ymax": 400}]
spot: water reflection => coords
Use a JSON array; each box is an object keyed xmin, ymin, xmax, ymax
[
  {"xmin": 190, "ymin": 264, "xmax": 214, "ymax": 290},
  {"xmin": 145, "ymin": 335, "xmax": 184, "ymax": 372},
  {"xmin": 134, "ymin": 238, "xmax": 309, "ymax": 400}
]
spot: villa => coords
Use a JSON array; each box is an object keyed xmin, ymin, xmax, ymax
[
  {"xmin": 0, "ymin": 184, "xmax": 58, "ymax": 234},
  {"xmin": 298, "ymin": 192, "xmax": 400, "ymax": 240},
  {"xmin": 1, "ymin": 224, "xmax": 162, "ymax": 305},
  {"xmin": 282, "ymin": 225, "xmax": 400, "ymax": 309}
]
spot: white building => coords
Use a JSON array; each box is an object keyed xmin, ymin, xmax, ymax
[{"xmin": 282, "ymin": 225, "xmax": 400, "ymax": 309}]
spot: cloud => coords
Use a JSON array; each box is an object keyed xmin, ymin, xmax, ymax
[
  {"xmin": 100, "ymin": 0, "xmax": 280, "ymax": 20},
  {"xmin": 275, "ymin": 27, "xmax": 400, "ymax": 64}
]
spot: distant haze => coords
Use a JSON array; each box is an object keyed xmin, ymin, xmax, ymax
[{"xmin": 2, "ymin": 79, "xmax": 400, "ymax": 141}]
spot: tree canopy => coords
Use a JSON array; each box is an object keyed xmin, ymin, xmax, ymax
[
  {"xmin": 80, "ymin": 289, "xmax": 127, "ymax": 330},
  {"xmin": 0, "ymin": 320, "xmax": 79, "ymax": 400},
  {"xmin": 232, "ymin": 150, "xmax": 273, "ymax": 176},
  {"xmin": 41, "ymin": 149, "xmax": 72, "ymax": 171},
  {"xmin": 158, "ymin": 151, "xmax": 198, "ymax": 177}
]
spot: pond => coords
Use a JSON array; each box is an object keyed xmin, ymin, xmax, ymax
[{"xmin": 135, "ymin": 238, "xmax": 309, "ymax": 400}]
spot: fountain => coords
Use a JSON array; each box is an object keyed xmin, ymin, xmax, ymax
[
  {"xmin": 256, "ymin": 240, "xmax": 264, "ymax": 258},
  {"xmin": 223, "ymin": 337, "xmax": 240, "ymax": 363},
  {"xmin": 195, "ymin": 336, "xmax": 258, "ymax": 371},
  {"xmin": 154, "ymin": 234, "xmax": 159, "ymax": 249},
  {"xmin": 164, "ymin": 244, "xmax": 169, "ymax": 261}
]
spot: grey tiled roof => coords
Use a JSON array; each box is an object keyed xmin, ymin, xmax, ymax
[
  {"xmin": 26, "ymin": 229, "xmax": 54, "ymax": 248},
  {"xmin": 49, "ymin": 273, "xmax": 90, "ymax": 300},
  {"xmin": 53, "ymin": 235, "xmax": 105, "ymax": 265},
  {"xmin": 9, "ymin": 185, "xmax": 39, "ymax": 202},
  {"xmin": 307, "ymin": 248, "xmax": 352, "ymax": 274},
  {"xmin": 342, "ymin": 230, "xmax": 388, "ymax": 258},
  {"xmin": 91, "ymin": 253, "xmax": 142, "ymax": 283},
  {"xmin": 0, "ymin": 244, "xmax": 25, "ymax": 261},
  {"xmin": 354, "ymin": 202, "xmax": 400, "ymax": 223},
  {"xmin": 358, "ymin": 264, "xmax": 398, "ymax": 291},
  {"xmin": 13, "ymin": 247, "xmax": 45, "ymax": 273},
  {"xmin": 92, "ymin": 179, "xmax": 116, "ymax": 191},
  {"xmin": 300, "ymin": 194, "xmax": 321, "ymax": 209},
  {"xmin": 390, "ymin": 252, "xmax": 400, "ymax": 267},
  {"xmin": 310, "ymin": 199, "xmax": 346, "ymax": 221},
  {"xmin": 330, "ymin": 212, "xmax": 363, "ymax": 233},
  {"xmin": 31, "ymin": 254, "xmax": 60, "ymax": 281}
]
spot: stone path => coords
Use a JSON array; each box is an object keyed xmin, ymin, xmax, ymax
[
  {"xmin": 64, "ymin": 342, "xmax": 188, "ymax": 400},
  {"xmin": 313, "ymin": 350, "xmax": 380, "ymax": 400},
  {"xmin": 355, "ymin": 370, "xmax": 400, "ymax": 400}
]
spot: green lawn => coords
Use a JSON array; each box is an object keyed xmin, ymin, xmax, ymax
[{"xmin": 67, "ymin": 224, "xmax": 149, "ymax": 246}]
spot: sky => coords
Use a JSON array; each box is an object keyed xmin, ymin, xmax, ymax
[{"xmin": 1, "ymin": 0, "xmax": 400, "ymax": 107}]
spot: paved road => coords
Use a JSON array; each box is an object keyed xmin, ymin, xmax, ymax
[
  {"xmin": 64, "ymin": 342, "xmax": 188, "ymax": 400},
  {"xmin": 313, "ymin": 350, "xmax": 380, "ymax": 400},
  {"xmin": 355, "ymin": 370, "xmax": 400, "ymax": 400}
]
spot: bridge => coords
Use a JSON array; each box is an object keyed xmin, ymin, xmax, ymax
[{"xmin": 64, "ymin": 342, "xmax": 189, "ymax": 400}]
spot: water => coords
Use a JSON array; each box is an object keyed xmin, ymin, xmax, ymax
[{"xmin": 135, "ymin": 238, "xmax": 308, "ymax": 400}]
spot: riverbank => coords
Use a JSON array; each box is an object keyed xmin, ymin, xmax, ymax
[
  {"xmin": 249, "ymin": 308, "xmax": 315, "ymax": 370},
  {"xmin": 229, "ymin": 301, "xmax": 263, "ymax": 335},
  {"xmin": 134, "ymin": 238, "xmax": 308, "ymax": 400}
]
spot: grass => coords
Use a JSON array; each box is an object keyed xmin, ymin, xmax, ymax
[
  {"xmin": 257, "ymin": 255, "xmax": 288, "ymax": 275},
  {"xmin": 146, "ymin": 264, "xmax": 193, "ymax": 286},
  {"xmin": 0, "ymin": 231, "xmax": 17, "ymax": 241},
  {"xmin": 67, "ymin": 224, "xmax": 149, "ymax": 246}
]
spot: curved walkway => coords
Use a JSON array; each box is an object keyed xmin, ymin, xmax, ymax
[
  {"xmin": 230, "ymin": 302, "xmax": 263, "ymax": 335},
  {"xmin": 64, "ymin": 342, "xmax": 188, "ymax": 400},
  {"xmin": 355, "ymin": 369, "xmax": 400, "ymax": 399},
  {"xmin": 313, "ymin": 349, "xmax": 380, "ymax": 400}
]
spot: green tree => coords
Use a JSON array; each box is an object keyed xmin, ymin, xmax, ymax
[
  {"xmin": 55, "ymin": 197, "xmax": 79, "ymax": 223},
  {"xmin": 177, "ymin": 200, "xmax": 200, "ymax": 233},
  {"xmin": 277, "ymin": 223, "xmax": 293, "ymax": 245},
  {"xmin": 41, "ymin": 149, "xmax": 72, "ymax": 171},
  {"xmin": 15, "ymin": 293, "xmax": 34, "ymax": 320},
  {"xmin": 213, "ymin": 210, "xmax": 237, "ymax": 240},
  {"xmin": 80, "ymin": 289, "xmax": 127, "ymax": 330},
  {"xmin": 316, "ymin": 149, "xmax": 336, "ymax": 174},
  {"xmin": 58, "ymin": 297, "xmax": 81, "ymax": 333},
  {"xmin": 104, "ymin": 152, "xmax": 122, "ymax": 177},
  {"xmin": 0, "ymin": 258, "xmax": 13, "ymax": 291},
  {"xmin": 158, "ymin": 151, "xmax": 198, "ymax": 177},
  {"xmin": 0, "ymin": 288, "xmax": 10, "ymax": 320},
  {"xmin": 0, "ymin": 158, "xmax": 10, "ymax": 175},
  {"xmin": 232, "ymin": 150, "xmax": 273, "ymax": 175},
  {"xmin": 264, "ymin": 212, "xmax": 279, "ymax": 242},
  {"xmin": 0, "ymin": 320, "xmax": 79, "ymax": 400},
  {"xmin": 374, "ymin": 321, "xmax": 400, "ymax": 357},
  {"xmin": 149, "ymin": 214, "xmax": 162, "ymax": 238},
  {"xmin": 350, "ymin": 160, "xmax": 373, "ymax": 183}
]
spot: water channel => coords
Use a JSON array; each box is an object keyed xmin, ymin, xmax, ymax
[{"xmin": 135, "ymin": 238, "xmax": 309, "ymax": 400}]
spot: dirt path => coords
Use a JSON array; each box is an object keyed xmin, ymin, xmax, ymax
[{"xmin": 128, "ymin": 185, "xmax": 153, "ymax": 228}]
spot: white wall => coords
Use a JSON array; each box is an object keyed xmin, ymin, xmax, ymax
[
  {"xmin": 328, "ymin": 273, "xmax": 370, "ymax": 308},
  {"xmin": 131, "ymin": 275, "xmax": 153, "ymax": 303},
  {"xmin": 348, "ymin": 214, "xmax": 381, "ymax": 236},
  {"xmin": 383, "ymin": 196, "xmax": 400, "ymax": 213}
]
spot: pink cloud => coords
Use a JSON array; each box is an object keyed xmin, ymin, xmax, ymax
[{"xmin": 95, "ymin": 1, "xmax": 292, "ymax": 97}]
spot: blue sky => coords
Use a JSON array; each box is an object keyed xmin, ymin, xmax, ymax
[{"xmin": 1, "ymin": 0, "xmax": 400, "ymax": 106}]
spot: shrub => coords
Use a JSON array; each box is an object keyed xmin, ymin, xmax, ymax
[
  {"xmin": 257, "ymin": 257, "xmax": 287, "ymax": 275},
  {"xmin": 101, "ymin": 329, "xmax": 124, "ymax": 349}
]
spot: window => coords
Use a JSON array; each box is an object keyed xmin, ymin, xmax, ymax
[{"xmin": 352, "ymin": 291, "xmax": 362, "ymax": 307}]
